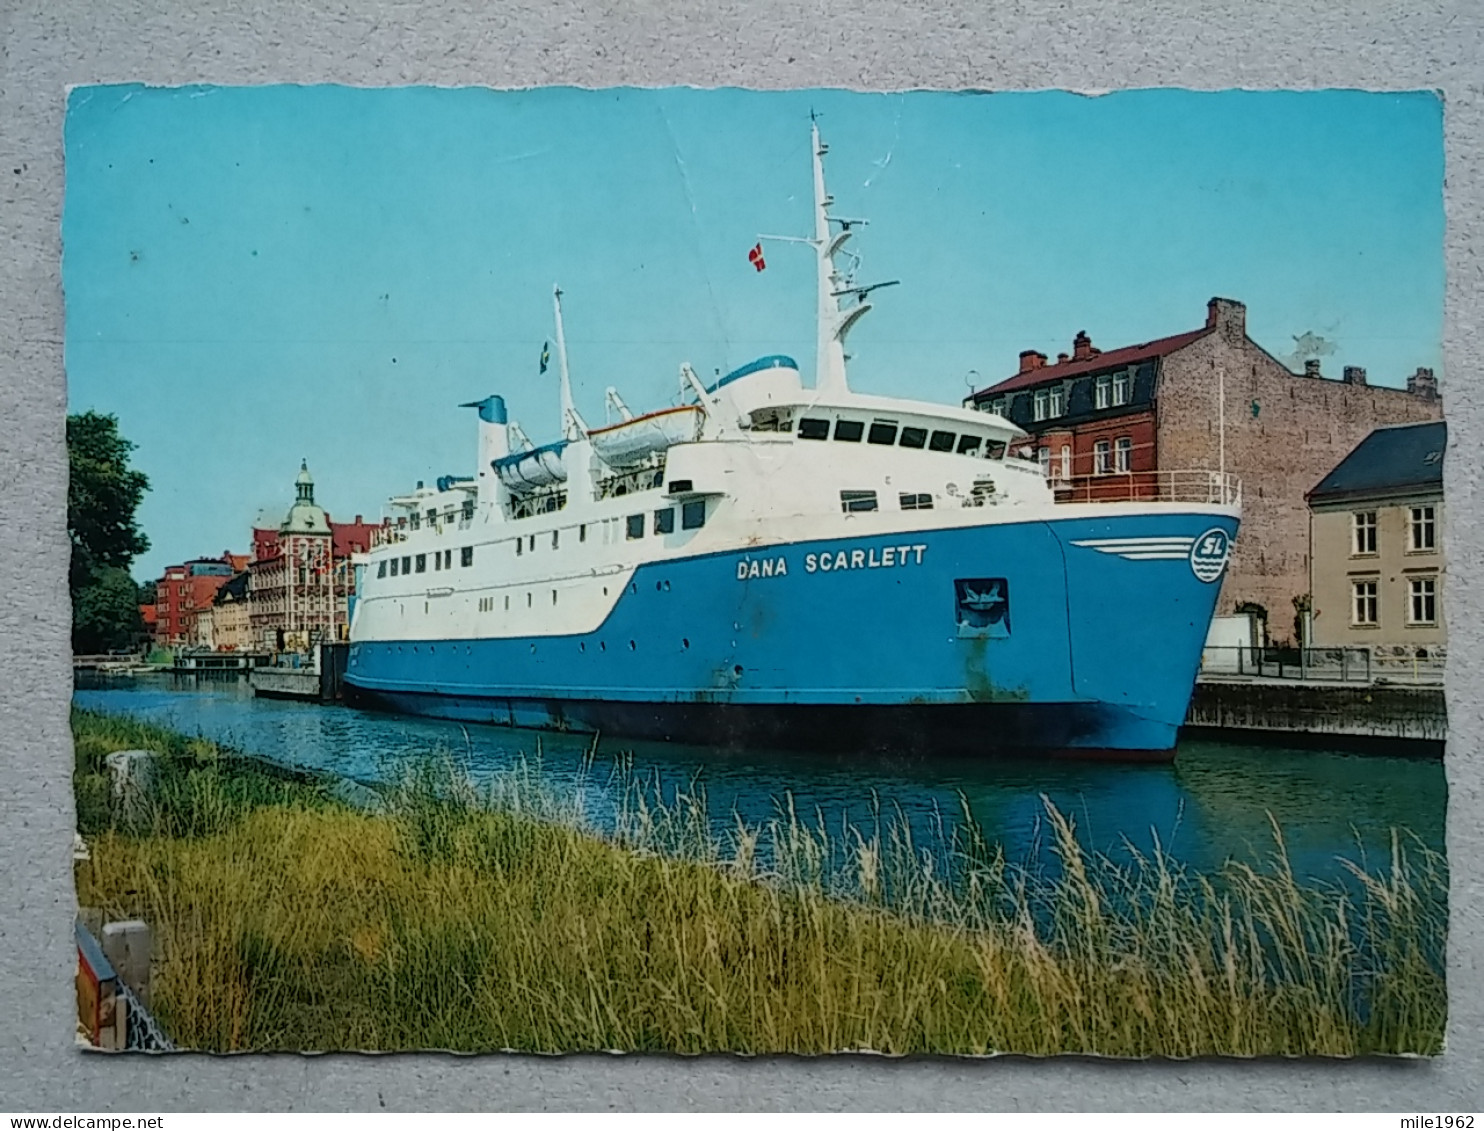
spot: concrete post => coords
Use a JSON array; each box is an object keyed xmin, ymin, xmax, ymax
[
  {"xmin": 103, "ymin": 749, "xmax": 155, "ymax": 827},
  {"xmin": 101, "ymin": 920, "xmax": 152, "ymax": 1009}
]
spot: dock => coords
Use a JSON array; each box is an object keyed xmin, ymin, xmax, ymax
[
  {"xmin": 1185, "ymin": 675, "xmax": 1445, "ymax": 752},
  {"xmin": 248, "ymin": 643, "xmax": 348, "ymax": 703}
]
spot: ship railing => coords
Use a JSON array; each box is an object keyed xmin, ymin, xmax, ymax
[
  {"xmin": 1052, "ymin": 469, "xmax": 1241, "ymax": 507},
  {"xmin": 509, "ymin": 490, "xmax": 568, "ymax": 521},
  {"xmin": 595, "ymin": 460, "xmax": 666, "ymax": 503}
]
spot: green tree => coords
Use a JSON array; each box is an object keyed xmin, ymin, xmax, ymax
[
  {"xmin": 73, "ymin": 566, "xmax": 146, "ymax": 654},
  {"xmin": 68, "ymin": 412, "xmax": 150, "ymax": 652}
]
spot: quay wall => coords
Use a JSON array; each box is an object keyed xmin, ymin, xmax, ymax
[{"xmin": 1185, "ymin": 679, "xmax": 1446, "ymax": 746}]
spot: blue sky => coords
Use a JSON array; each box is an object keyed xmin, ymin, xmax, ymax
[{"xmin": 62, "ymin": 86, "xmax": 1444, "ymax": 582}]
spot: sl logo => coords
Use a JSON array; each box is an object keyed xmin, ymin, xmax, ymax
[{"xmin": 1190, "ymin": 528, "xmax": 1231, "ymax": 583}]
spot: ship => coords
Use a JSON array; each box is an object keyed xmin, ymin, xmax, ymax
[{"xmin": 343, "ymin": 122, "xmax": 1242, "ymax": 760}]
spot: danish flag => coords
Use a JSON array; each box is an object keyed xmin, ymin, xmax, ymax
[{"xmin": 747, "ymin": 242, "xmax": 766, "ymax": 272}]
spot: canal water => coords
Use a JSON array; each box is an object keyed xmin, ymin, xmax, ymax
[{"xmin": 74, "ymin": 674, "xmax": 1446, "ymax": 887}]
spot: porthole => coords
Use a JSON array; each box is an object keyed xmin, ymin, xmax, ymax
[
  {"xmin": 629, "ymin": 640, "xmax": 637, "ymax": 651},
  {"xmin": 682, "ymin": 638, "xmax": 689, "ymax": 650}
]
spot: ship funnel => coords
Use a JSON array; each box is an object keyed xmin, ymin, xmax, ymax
[{"xmin": 461, "ymin": 395, "xmax": 510, "ymax": 509}]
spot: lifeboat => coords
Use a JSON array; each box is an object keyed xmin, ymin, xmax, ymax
[
  {"xmin": 588, "ymin": 404, "xmax": 704, "ymax": 467},
  {"xmin": 492, "ymin": 440, "xmax": 569, "ymax": 492}
]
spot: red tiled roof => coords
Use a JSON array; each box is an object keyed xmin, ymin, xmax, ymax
[{"xmin": 977, "ymin": 327, "xmax": 1212, "ymax": 396}]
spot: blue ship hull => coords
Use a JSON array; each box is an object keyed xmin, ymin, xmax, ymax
[{"xmin": 344, "ymin": 511, "xmax": 1237, "ymax": 760}]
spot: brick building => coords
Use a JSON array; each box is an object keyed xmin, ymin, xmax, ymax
[
  {"xmin": 152, "ymin": 554, "xmax": 243, "ymax": 648},
  {"xmin": 249, "ymin": 462, "xmax": 385, "ymax": 651},
  {"xmin": 968, "ymin": 298, "xmax": 1443, "ymax": 630}
]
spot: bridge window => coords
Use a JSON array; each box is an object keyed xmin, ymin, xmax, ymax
[
  {"xmin": 410, "ymin": 512, "xmax": 420, "ymax": 530},
  {"xmin": 682, "ymin": 500, "xmax": 707, "ymax": 530},
  {"xmin": 899, "ymin": 426, "xmax": 927, "ymax": 450},
  {"xmin": 841, "ymin": 490, "xmax": 879, "ymax": 513},
  {"xmin": 929, "ymin": 430, "xmax": 955, "ymax": 452},
  {"xmin": 626, "ymin": 514, "xmax": 645, "ymax": 540},
  {"xmin": 957, "ymin": 435, "xmax": 982, "ymax": 456},
  {"xmin": 377, "ymin": 561, "xmax": 386, "ymax": 578},
  {"xmin": 516, "ymin": 539, "xmax": 522, "ymax": 556},
  {"xmin": 579, "ymin": 524, "xmax": 587, "ymax": 543},
  {"xmin": 986, "ymin": 440, "xmax": 1007, "ymax": 460},
  {"xmin": 899, "ymin": 492, "xmax": 933, "ymax": 510},
  {"xmin": 390, "ymin": 558, "xmax": 399, "ymax": 577},
  {"xmin": 654, "ymin": 507, "xmax": 675, "ymax": 535},
  {"xmin": 834, "ymin": 419, "xmax": 864, "ymax": 442},
  {"xmin": 462, "ymin": 500, "xmax": 475, "ymax": 521},
  {"xmin": 433, "ymin": 553, "xmax": 441, "ymax": 571},
  {"xmin": 462, "ymin": 546, "xmax": 474, "ymax": 567},
  {"xmin": 552, "ymin": 530, "xmax": 559, "ymax": 550},
  {"xmin": 798, "ymin": 418, "xmax": 830, "ymax": 440},
  {"xmin": 401, "ymin": 556, "xmax": 411, "ymax": 575},
  {"xmin": 868, "ymin": 422, "xmax": 898, "ymax": 445}
]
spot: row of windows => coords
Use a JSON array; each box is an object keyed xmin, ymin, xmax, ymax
[
  {"xmin": 1352, "ymin": 507, "xmax": 1437, "ymax": 556},
  {"xmin": 1352, "ymin": 576, "xmax": 1438, "ymax": 626},
  {"xmin": 378, "ymin": 546, "xmax": 475, "ymax": 578},
  {"xmin": 838, "ymin": 490, "xmax": 936, "ymax": 514},
  {"xmin": 797, "ymin": 416, "xmax": 1007, "ymax": 459},
  {"xmin": 511, "ymin": 500, "xmax": 708, "ymax": 556},
  {"xmin": 379, "ymin": 500, "xmax": 713, "ymax": 577},
  {"xmin": 519, "ymin": 501, "xmax": 708, "ymax": 553},
  {"xmin": 626, "ymin": 500, "xmax": 706, "ymax": 540},
  {"xmin": 400, "ymin": 500, "xmax": 476, "ymax": 532},
  {"xmin": 1036, "ymin": 437, "xmax": 1134, "ymax": 478},
  {"xmin": 989, "ymin": 368, "xmax": 1134, "ymax": 423}
]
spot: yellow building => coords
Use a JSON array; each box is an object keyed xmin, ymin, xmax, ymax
[
  {"xmin": 1306, "ymin": 421, "xmax": 1445, "ymax": 658},
  {"xmin": 211, "ymin": 572, "xmax": 253, "ymax": 651}
]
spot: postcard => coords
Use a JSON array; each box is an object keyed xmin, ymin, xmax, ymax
[{"xmin": 64, "ymin": 85, "xmax": 1446, "ymax": 1056}]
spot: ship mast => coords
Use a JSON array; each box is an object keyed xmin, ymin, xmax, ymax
[
  {"xmin": 812, "ymin": 122, "xmax": 850, "ymax": 397},
  {"xmin": 762, "ymin": 119, "xmax": 894, "ymax": 396},
  {"xmin": 552, "ymin": 284, "xmax": 587, "ymax": 440}
]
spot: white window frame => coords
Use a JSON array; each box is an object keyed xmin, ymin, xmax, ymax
[
  {"xmin": 1112, "ymin": 369, "xmax": 1131, "ymax": 406},
  {"xmin": 1037, "ymin": 446, "xmax": 1051, "ymax": 476},
  {"xmin": 1048, "ymin": 385, "xmax": 1065, "ymax": 417},
  {"xmin": 1059, "ymin": 444, "xmax": 1072, "ymax": 481},
  {"xmin": 1094, "ymin": 375, "xmax": 1110, "ymax": 410},
  {"xmin": 1352, "ymin": 511, "xmax": 1378, "ymax": 556},
  {"xmin": 1351, "ymin": 579, "xmax": 1379, "ymax": 626},
  {"xmin": 1408, "ymin": 505, "xmax": 1437, "ymax": 552},
  {"xmin": 1093, "ymin": 439, "xmax": 1112, "ymax": 476},
  {"xmin": 1033, "ymin": 389, "xmax": 1048, "ymax": 422},
  {"xmin": 1114, "ymin": 436, "xmax": 1132, "ymax": 474},
  {"xmin": 1407, "ymin": 576, "xmax": 1438, "ymax": 626}
]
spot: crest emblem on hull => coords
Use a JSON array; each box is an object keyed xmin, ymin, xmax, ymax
[{"xmin": 1189, "ymin": 528, "xmax": 1231, "ymax": 583}]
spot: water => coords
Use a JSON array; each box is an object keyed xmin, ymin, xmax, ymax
[{"xmin": 73, "ymin": 673, "xmax": 1446, "ymax": 887}]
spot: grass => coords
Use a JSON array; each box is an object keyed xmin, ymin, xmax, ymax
[{"xmin": 71, "ymin": 708, "xmax": 1448, "ymax": 1056}]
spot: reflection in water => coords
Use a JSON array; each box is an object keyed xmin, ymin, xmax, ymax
[{"xmin": 73, "ymin": 673, "xmax": 1446, "ymax": 886}]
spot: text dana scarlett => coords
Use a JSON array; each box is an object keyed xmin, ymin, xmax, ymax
[{"xmin": 736, "ymin": 543, "xmax": 929, "ymax": 580}]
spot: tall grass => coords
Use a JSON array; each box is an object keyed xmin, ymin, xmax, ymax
[{"xmin": 72, "ymin": 709, "xmax": 1447, "ymax": 1056}]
